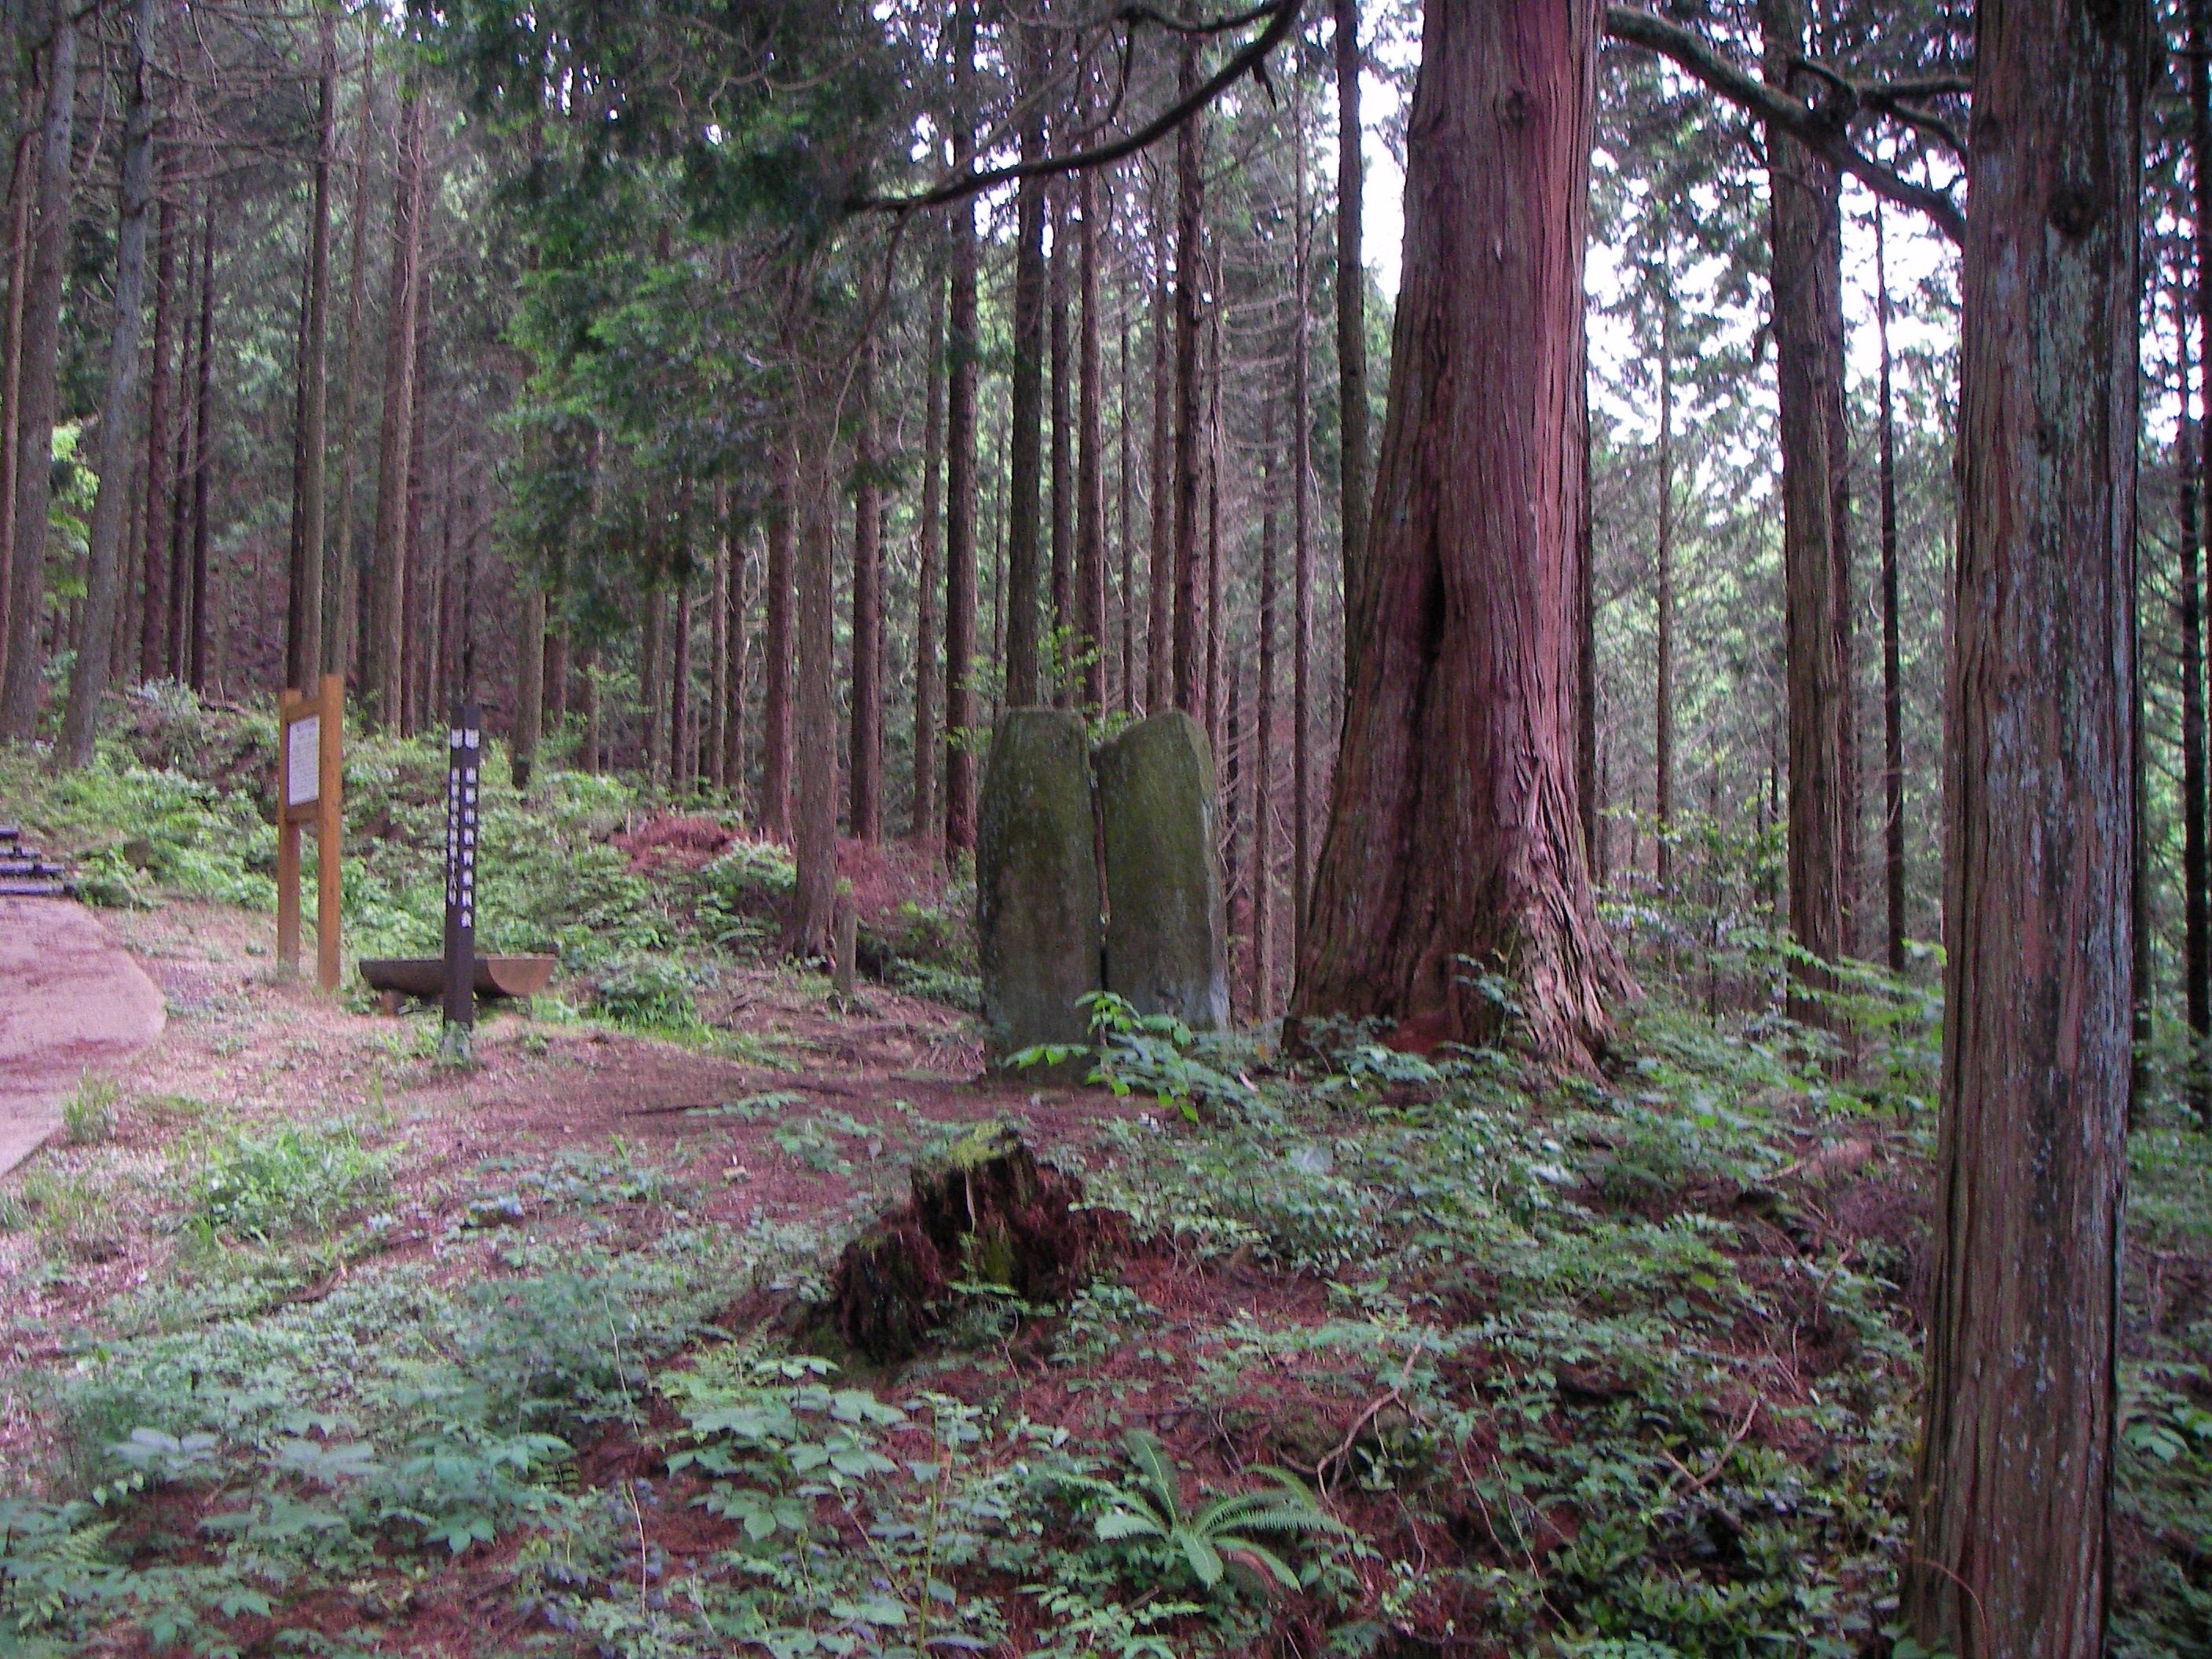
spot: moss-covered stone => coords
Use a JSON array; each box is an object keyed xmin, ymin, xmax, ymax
[
  {"xmin": 976, "ymin": 709, "xmax": 1103, "ymax": 1061},
  {"xmin": 1095, "ymin": 710, "xmax": 1229, "ymax": 1030}
]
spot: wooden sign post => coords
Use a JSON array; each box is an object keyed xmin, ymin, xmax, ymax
[
  {"xmin": 276, "ymin": 674, "xmax": 345, "ymax": 990},
  {"xmin": 440, "ymin": 701, "xmax": 482, "ymax": 1062}
]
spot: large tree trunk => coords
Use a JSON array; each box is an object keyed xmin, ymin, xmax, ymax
[
  {"xmin": 1170, "ymin": 42, "xmax": 1204, "ymax": 713},
  {"xmin": 1905, "ymin": 2, "xmax": 2142, "ymax": 1650},
  {"xmin": 54, "ymin": 0, "xmax": 157, "ymax": 769},
  {"xmin": 1289, "ymin": 0, "xmax": 1621, "ymax": 1068},
  {"xmin": 1876, "ymin": 205, "xmax": 1906, "ymax": 978},
  {"xmin": 1334, "ymin": 0, "xmax": 1369, "ymax": 687},
  {"xmin": 762, "ymin": 434, "xmax": 795, "ymax": 836},
  {"xmin": 284, "ymin": 14, "xmax": 335, "ymax": 693},
  {"xmin": 913, "ymin": 262, "xmax": 944, "ymax": 844},
  {"xmin": 943, "ymin": 3, "xmax": 980, "ymax": 851},
  {"xmin": 851, "ymin": 339, "xmax": 883, "ymax": 842},
  {"xmin": 0, "ymin": 0, "xmax": 75, "ymax": 737},
  {"xmin": 138, "ymin": 174, "xmax": 174, "ymax": 683},
  {"xmin": 1292, "ymin": 112, "xmax": 1315, "ymax": 960},
  {"xmin": 1760, "ymin": 0, "xmax": 1857, "ymax": 996},
  {"xmin": 366, "ymin": 88, "xmax": 425, "ymax": 728}
]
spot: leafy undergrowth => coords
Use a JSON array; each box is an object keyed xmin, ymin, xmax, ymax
[{"xmin": 8, "ymin": 960, "xmax": 2206, "ymax": 1659}]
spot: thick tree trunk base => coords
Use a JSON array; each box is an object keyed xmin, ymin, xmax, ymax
[{"xmin": 826, "ymin": 1122, "xmax": 1113, "ymax": 1364}]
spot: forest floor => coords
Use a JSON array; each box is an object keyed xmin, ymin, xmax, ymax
[{"xmin": 1, "ymin": 690, "xmax": 2210, "ymax": 1659}]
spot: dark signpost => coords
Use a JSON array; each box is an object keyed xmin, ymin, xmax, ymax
[{"xmin": 441, "ymin": 701, "xmax": 481, "ymax": 1062}]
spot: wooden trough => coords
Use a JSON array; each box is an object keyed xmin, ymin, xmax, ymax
[{"xmin": 360, "ymin": 954, "xmax": 557, "ymax": 1015}]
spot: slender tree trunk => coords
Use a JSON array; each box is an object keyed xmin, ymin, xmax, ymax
[
  {"xmin": 0, "ymin": 134, "xmax": 27, "ymax": 693},
  {"xmin": 851, "ymin": 338, "xmax": 883, "ymax": 841},
  {"xmin": 187, "ymin": 186, "xmax": 214, "ymax": 694},
  {"xmin": 1077, "ymin": 170, "xmax": 1108, "ymax": 716},
  {"xmin": 581, "ymin": 642, "xmax": 601, "ymax": 772},
  {"xmin": 2178, "ymin": 279, "xmax": 2206, "ymax": 1109},
  {"xmin": 1877, "ymin": 204, "xmax": 1906, "ymax": 977},
  {"xmin": 400, "ymin": 331, "xmax": 431, "ymax": 731},
  {"xmin": 1005, "ymin": 48, "xmax": 1047, "ymax": 709},
  {"xmin": 138, "ymin": 175, "xmax": 174, "ymax": 683},
  {"xmin": 1292, "ymin": 117, "xmax": 1315, "ymax": 961},
  {"xmin": 1205, "ymin": 320, "xmax": 1222, "ymax": 745},
  {"xmin": 1050, "ymin": 183, "xmax": 1075, "ymax": 707},
  {"xmin": 515, "ymin": 587, "xmax": 544, "ymax": 787},
  {"xmin": 56, "ymin": 0, "xmax": 156, "ymax": 767},
  {"xmin": 793, "ymin": 428, "xmax": 839, "ymax": 954},
  {"xmin": 0, "ymin": 0, "xmax": 74, "ymax": 735},
  {"xmin": 1290, "ymin": 0, "xmax": 1623, "ymax": 1067},
  {"xmin": 329, "ymin": 24, "xmax": 375, "ymax": 683},
  {"xmin": 1654, "ymin": 287, "xmax": 1675, "ymax": 893},
  {"xmin": 1761, "ymin": 0, "xmax": 1856, "ymax": 998},
  {"xmin": 1171, "ymin": 38, "xmax": 1205, "ymax": 714},
  {"xmin": 723, "ymin": 514, "xmax": 749, "ymax": 806},
  {"xmin": 167, "ymin": 227, "xmax": 196, "ymax": 683},
  {"xmin": 914, "ymin": 261, "xmax": 944, "ymax": 844},
  {"xmin": 762, "ymin": 430, "xmax": 795, "ymax": 836},
  {"xmin": 642, "ymin": 578, "xmax": 667, "ymax": 789},
  {"xmin": 285, "ymin": 15, "xmax": 336, "ymax": 691},
  {"xmin": 1334, "ymin": 0, "xmax": 1369, "ymax": 684},
  {"xmin": 1906, "ymin": 4, "xmax": 2141, "ymax": 1650},
  {"xmin": 1577, "ymin": 328, "xmax": 1599, "ymax": 882},
  {"xmin": 1254, "ymin": 410, "xmax": 1279, "ymax": 1018},
  {"xmin": 943, "ymin": 2, "xmax": 980, "ymax": 851},
  {"xmin": 2189, "ymin": 0, "xmax": 2212, "ymax": 1108},
  {"xmin": 709, "ymin": 527, "xmax": 727, "ymax": 792},
  {"xmin": 1119, "ymin": 255, "xmax": 1136, "ymax": 716},
  {"xmin": 672, "ymin": 573, "xmax": 693, "ymax": 792},
  {"xmin": 367, "ymin": 87, "xmax": 425, "ymax": 727},
  {"xmin": 1148, "ymin": 183, "xmax": 1173, "ymax": 713}
]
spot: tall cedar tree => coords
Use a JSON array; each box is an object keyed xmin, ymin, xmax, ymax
[
  {"xmin": 2189, "ymin": 0, "xmax": 2212, "ymax": 1108},
  {"xmin": 366, "ymin": 86, "xmax": 426, "ymax": 728},
  {"xmin": 1760, "ymin": 0, "xmax": 1858, "ymax": 998},
  {"xmin": 851, "ymin": 339, "xmax": 883, "ymax": 841},
  {"xmin": 1291, "ymin": 0, "xmax": 1623, "ymax": 1066},
  {"xmin": 0, "ymin": 0, "xmax": 75, "ymax": 736},
  {"xmin": 285, "ymin": 13, "xmax": 337, "ymax": 692},
  {"xmin": 1876, "ymin": 204, "xmax": 1906, "ymax": 976},
  {"xmin": 1335, "ymin": 0, "xmax": 1368, "ymax": 674},
  {"xmin": 56, "ymin": 0, "xmax": 158, "ymax": 768},
  {"xmin": 943, "ymin": 0, "xmax": 980, "ymax": 849},
  {"xmin": 1906, "ymin": 1, "xmax": 2143, "ymax": 1649}
]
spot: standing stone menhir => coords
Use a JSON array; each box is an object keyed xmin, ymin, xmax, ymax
[
  {"xmin": 1095, "ymin": 709, "xmax": 1229, "ymax": 1031},
  {"xmin": 976, "ymin": 709, "xmax": 1103, "ymax": 1062}
]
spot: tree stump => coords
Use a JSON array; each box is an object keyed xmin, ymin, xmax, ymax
[{"xmin": 828, "ymin": 1122, "xmax": 1108, "ymax": 1364}]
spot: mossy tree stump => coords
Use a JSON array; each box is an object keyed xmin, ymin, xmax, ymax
[{"xmin": 828, "ymin": 1122, "xmax": 1107, "ymax": 1363}]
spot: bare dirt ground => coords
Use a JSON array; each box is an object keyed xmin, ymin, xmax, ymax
[
  {"xmin": 0, "ymin": 896, "xmax": 167, "ymax": 1175},
  {"xmin": 0, "ymin": 899, "xmax": 1151, "ymax": 1483}
]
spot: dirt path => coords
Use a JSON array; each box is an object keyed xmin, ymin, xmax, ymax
[{"xmin": 0, "ymin": 898, "xmax": 166, "ymax": 1175}]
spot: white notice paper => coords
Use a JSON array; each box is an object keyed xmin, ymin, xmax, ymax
[{"xmin": 287, "ymin": 716, "xmax": 320, "ymax": 807}]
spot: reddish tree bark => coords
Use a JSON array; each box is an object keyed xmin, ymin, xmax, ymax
[
  {"xmin": 1906, "ymin": 2, "xmax": 2143, "ymax": 1650},
  {"xmin": 140, "ymin": 178, "xmax": 174, "ymax": 683},
  {"xmin": 851, "ymin": 339, "xmax": 883, "ymax": 842},
  {"xmin": 762, "ymin": 434, "xmax": 795, "ymax": 837},
  {"xmin": 1289, "ymin": 0, "xmax": 1622, "ymax": 1067},
  {"xmin": 1761, "ymin": 0, "xmax": 1857, "ymax": 992},
  {"xmin": 1334, "ymin": 0, "xmax": 1369, "ymax": 672},
  {"xmin": 1049, "ymin": 182, "xmax": 1074, "ymax": 707},
  {"xmin": 943, "ymin": 2, "xmax": 980, "ymax": 850},
  {"xmin": 1078, "ymin": 167, "xmax": 1108, "ymax": 714},
  {"xmin": 913, "ymin": 263, "xmax": 944, "ymax": 844}
]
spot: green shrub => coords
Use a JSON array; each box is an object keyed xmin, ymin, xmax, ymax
[
  {"xmin": 591, "ymin": 954, "xmax": 704, "ymax": 1030},
  {"xmin": 188, "ymin": 1122, "xmax": 394, "ymax": 1243}
]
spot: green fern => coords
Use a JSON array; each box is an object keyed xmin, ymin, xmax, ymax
[{"xmin": 1060, "ymin": 1430, "xmax": 1343, "ymax": 1594}]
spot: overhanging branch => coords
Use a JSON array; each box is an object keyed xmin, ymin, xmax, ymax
[
  {"xmin": 849, "ymin": 0, "xmax": 1300, "ymax": 214},
  {"xmin": 1604, "ymin": 5, "xmax": 1966, "ymax": 246}
]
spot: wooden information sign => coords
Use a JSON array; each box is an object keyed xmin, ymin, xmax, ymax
[{"xmin": 276, "ymin": 674, "xmax": 344, "ymax": 989}]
